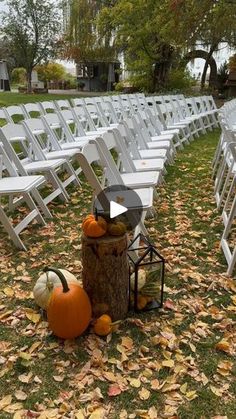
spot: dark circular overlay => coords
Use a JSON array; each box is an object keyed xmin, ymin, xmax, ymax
[{"xmin": 93, "ymin": 184, "xmax": 143, "ymax": 230}]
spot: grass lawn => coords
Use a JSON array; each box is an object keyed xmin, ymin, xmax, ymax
[
  {"xmin": 0, "ymin": 91, "xmax": 96, "ymax": 107},
  {"xmin": 0, "ymin": 129, "xmax": 235, "ymax": 418}
]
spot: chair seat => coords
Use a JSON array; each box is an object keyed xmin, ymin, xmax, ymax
[
  {"xmin": 45, "ymin": 149, "xmax": 80, "ymax": 160},
  {"xmin": 24, "ymin": 159, "xmax": 66, "ymax": 172},
  {"xmin": 151, "ymin": 134, "xmax": 173, "ymax": 141},
  {"xmin": 121, "ymin": 171, "xmax": 160, "ymax": 187},
  {"xmin": 0, "ymin": 175, "xmax": 45, "ymax": 194},
  {"xmin": 147, "ymin": 140, "xmax": 171, "ymax": 149},
  {"xmin": 133, "ymin": 158, "xmax": 164, "ymax": 171},
  {"xmin": 139, "ymin": 149, "xmax": 167, "ymax": 159},
  {"xmin": 60, "ymin": 140, "xmax": 88, "ymax": 150}
]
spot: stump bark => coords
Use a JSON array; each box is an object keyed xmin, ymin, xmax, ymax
[{"xmin": 82, "ymin": 234, "xmax": 129, "ymax": 320}]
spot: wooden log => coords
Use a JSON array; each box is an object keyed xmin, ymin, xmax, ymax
[{"xmin": 82, "ymin": 234, "xmax": 129, "ymax": 321}]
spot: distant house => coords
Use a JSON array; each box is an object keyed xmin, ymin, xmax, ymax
[{"xmin": 76, "ymin": 61, "xmax": 120, "ymax": 91}]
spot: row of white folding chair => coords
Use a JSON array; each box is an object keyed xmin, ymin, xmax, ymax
[
  {"xmin": 0, "ymin": 123, "xmax": 78, "ymax": 210},
  {"xmin": 0, "ymin": 142, "xmax": 48, "ymax": 250},
  {"xmin": 212, "ymin": 106, "xmax": 236, "ymax": 275}
]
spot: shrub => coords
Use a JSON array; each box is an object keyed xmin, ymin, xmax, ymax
[
  {"xmin": 167, "ymin": 68, "xmax": 194, "ymax": 91},
  {"xmin": 11, "ymin": 67, "xmax": 26, "ymax": 85}
]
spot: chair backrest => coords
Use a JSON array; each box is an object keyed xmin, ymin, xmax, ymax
[
  {"xmin": 57, "ymin": 108, "xmax": 85, "ymax": 137},
  {"xmin": 42, "ymin": 112, "xmax": 75, "ymax": 146},
  {"xmin": 4, "ymin": 105, "xmax": 26, "ymax": 123},
  {"xmin": 38, "ymin": 101, "xmax": 56, "ymax": 114},
  {"xmin": 0, "ymin": 124, "xmax": 30, "ymax": 175},
  {"xmin": 71, "ymin": 97, "xmax": 86, "ymax": 107},
  {"xmin": 73, "ymin": 105, "xmax": 96, "ymax": 131},
  {"xmin": 22, "ymin": 103, "xmax": 42, "ymax": 118},
  {"xmin": 22, "ymin": 118, "xmax": 60, "ymax": 155},
  {"xmin": 0, "ymin": 141, "xmax": 19, "ymax": 177},
  {"xmin": 54, "ymin": 99, "xmax": 71, "ymax": 111}
]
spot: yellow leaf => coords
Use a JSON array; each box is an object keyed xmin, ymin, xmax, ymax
[
  {"xmin": 28, "ymin": 341, "xmax": 42, "ymax": 353},
  {"xmin": 24, "ymin": 308, "xmax": 41, "ymax": 324},
  {"xmin": 162, "ymin": 359, "xmax": 174, "ymax": 368},
  {"xmin": 13, "ymin": 411, "xmax": 26, "ymax": 419},
  {"xmin": 129, "ymin": 378, "xmax": 141, "ymax": 388},
  {"xmin": 189, "ymin": 343, "xmax": 196, "ymax": 353},
  {"xmin": 19, "ymin": 352, "xmax": 31, "ymax": 361},
  {"xmin": 3, "ymin": 287, "xmax": 14, "ymax": 297},
  {"xmin": 138, "ymin": 387, "xmax": 150, "ymax": 400},
  {"xmin": 0, "ymin": 395, "xmax": 12, "ymax": 410},
  {"xmin": 180, "ymin": 382, "xmax": 188, "ymax": 394},
  {"xmin": 210, "ymin": 386, "xmax": 224, "ymax": 397},
  {"xmin": 186, "ymin": 390, "xmax": 198, "ymax": 400},
  {"xmin": 74, "ymin": 411, "xmax": 85, "ymax": 419},
  {"xmin": 89, "ymin": 408, "xmax": 106, "ymax": 418}
]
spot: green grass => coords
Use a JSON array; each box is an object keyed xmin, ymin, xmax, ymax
[
  {"xmin": 0, "ymin": 129, "xmax": 235, "ymax": 418},
  {"xmin": 0, "ymin": 91, "xmax": 100, "ymax": 107}
]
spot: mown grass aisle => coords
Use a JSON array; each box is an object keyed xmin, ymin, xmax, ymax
[{"xmin": 0, "ymin": 130, "xmax": 235, "ymax": 418}]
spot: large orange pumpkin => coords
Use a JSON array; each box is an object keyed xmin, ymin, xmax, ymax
[
  {"xmin": 82, "ymin": 214, "xmax": 107, "ymax": 238},
  {"xmin": 45, "ymin": 267, "xmax": 92, "ymax": 339}
]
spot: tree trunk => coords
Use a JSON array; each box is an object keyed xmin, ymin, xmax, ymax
[
  {"xmin": 82, "ymin": 234, "xmax": 129, "ymax": 320},
  {"xmin": 27, "ymin": 70, "xmax": 32, "ymax": 93},
  {"xmin": 201, "ymin": 43, "xmax": 218, "ymax": 90},
  {"xmin": 153, "ymin": 44, "xmax": 174, "ymax": 92}
]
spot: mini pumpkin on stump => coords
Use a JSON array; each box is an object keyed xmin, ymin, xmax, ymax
[
  {"xmin": 82, "ymin": 214, "xmax": 107, "ymax": 238},
  {"xmin": 45, "ymin": 267, "xmax": 92, "ymax": 339}
]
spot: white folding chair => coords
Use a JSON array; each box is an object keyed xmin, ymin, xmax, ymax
[
  {"xmin": 0, "ymin": 124, "xmax": 70, "ymax": 209},
  {"xmin": 22, "ymin": 118, "xmax": 82, "ymax": 184},
  {"xmin": 0, "ymin": 142, "xmax": 46, "ymax": 250}
]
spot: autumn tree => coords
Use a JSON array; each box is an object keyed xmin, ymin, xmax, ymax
[
  {"xmin": 2, "ymin": 0, "xmax": 61, "ymax": 92},
  {"xmin": 36, "ymin": 62, "xmax": 66, "ymax": 86},
  {"xmin": 63, "ymin": 0, "xmax": 117, "ymax": 90},
  {"xmin": 98, "ymin": 0, "xmax": 236, "ymax": 92}
]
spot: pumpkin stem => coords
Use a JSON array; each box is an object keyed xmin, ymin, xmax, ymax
[{"xmin": 43, "ymin": 267, "xmax": 70, "ymax": 293}]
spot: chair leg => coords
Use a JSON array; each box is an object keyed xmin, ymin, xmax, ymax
[
  {"xmin": 23, "ymin": 192, "xmax": 46, "ymax": 225},
  {"xmin": 0, "ymin": 204, "xmax": 26, "ymax": 250},
  {"xmin": 31, "ymin": 188, "xmax": 52, "ymax": 219}
]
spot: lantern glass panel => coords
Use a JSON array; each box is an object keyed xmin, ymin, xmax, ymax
[{"xmin": 128, "ymin": 234, "xmax": 165, "ymax": 312}]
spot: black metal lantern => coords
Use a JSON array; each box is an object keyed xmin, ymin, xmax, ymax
[{"xmin": 128, "ymin": 234, "xmax": 165, "ymax": 312}]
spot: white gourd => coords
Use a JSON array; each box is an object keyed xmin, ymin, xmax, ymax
[
  {"xmin": 33, "ymin": 269, "xmax": 78, "ymax": 309},
  {"xmin": 130, "ymin": 269, "xmax": 146, "ymax": 291}
]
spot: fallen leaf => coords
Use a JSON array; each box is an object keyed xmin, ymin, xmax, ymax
[
  {"xmin": 108, "ymin": 384, "xmax": 122, "ymax": 397},
  {"xmin": 138, "ymin": 387, "xmax": 150, "ymax": 400},
  {"xmin": 0, "ymin": 395, "xmax": 12, "ymax": 410},
  {"xmin": 215, "ymin": 340, "xmax": 230, "ymax": 353},
  {"xmin": 15, "ymin": 390, "xmax": 27, "ymax": 401},
  {"xmin": 162, "ymin": 359, "xmax": 174, "ymax": 368}
]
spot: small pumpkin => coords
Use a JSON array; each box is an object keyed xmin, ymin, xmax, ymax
[
  {"xmin": 107, "ymin": 221, "xmax": 127, "ymax": 236},
  {"xmin": 137, "ymin": 295, "xmax": 148, "ymax": 310},
  {"xmin": 94, "ymin": 314, "xmax": 112, "ymax": 336},
  {"xmin": 82, "ymin": 214, "xmax": 107, "ymax": 238},
  {"xmin": 46, "ymin": 267, "xmax": 92, "ymax": 339},
  {"xmin": 33, "ymin": 268, "xmax": 78, "ymax": 309}
]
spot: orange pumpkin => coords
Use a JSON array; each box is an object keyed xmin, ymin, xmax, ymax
[
  {"xmin": 94, "ymin": 314, "xmax": 112, "ymax": 336},
  {"xmin": 82, "ymin": 214, "xmax": 107, "ymax": 238},
  {"xmin": 45, "ymin": 267, "xmax": 92, "ymax": 339}
]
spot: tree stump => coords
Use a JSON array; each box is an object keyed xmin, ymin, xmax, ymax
[{"xmin": 82, "ymin": 234, "xmax": 129, "ymax": 320}]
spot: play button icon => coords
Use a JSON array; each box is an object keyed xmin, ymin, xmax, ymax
[
  {"xmin": 93, "ymin": 184, "xmax": 144, "ymax": 230},
  {"xmin": 110, "ymin": 201, "xmax": 128, "ymax": 218}
]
